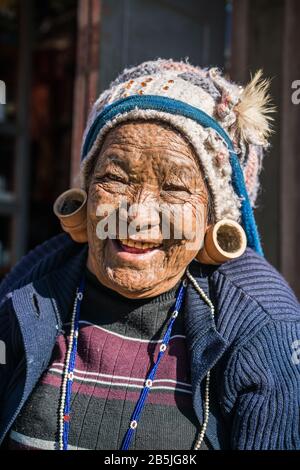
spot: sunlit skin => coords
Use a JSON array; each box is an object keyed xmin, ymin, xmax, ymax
[{"xmin": 86, "ymin": 120, "xmax": 209, "ymax": 299}]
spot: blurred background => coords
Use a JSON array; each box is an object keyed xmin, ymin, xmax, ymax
[{"xmin": 0, "ymin": 0, "xmax": 299, "ymax": 297}]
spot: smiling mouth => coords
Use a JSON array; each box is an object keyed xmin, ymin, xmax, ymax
[{"xmin": 113, "ymin": 238, "xmax": 162, "ymax": 254}]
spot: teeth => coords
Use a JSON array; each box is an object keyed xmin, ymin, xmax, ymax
[{"xmin": 119, "ymin": 239, "xmax": 160, "ymax": 249}]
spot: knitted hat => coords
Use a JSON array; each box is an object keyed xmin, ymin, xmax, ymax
[{"xmin": 80, "ymin": 58, "xmax": 274, "ymax": 255}]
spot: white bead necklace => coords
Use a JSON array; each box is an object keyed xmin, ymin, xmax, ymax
[{"xmin": 186, "ymin": 267, "xmax": 215, "ymax": 451}]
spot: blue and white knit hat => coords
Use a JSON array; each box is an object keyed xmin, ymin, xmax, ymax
[{"xmin": 80, "ymin": 58, "xmax": 274, "ymax": 255}]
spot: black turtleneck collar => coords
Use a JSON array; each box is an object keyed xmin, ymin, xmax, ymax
[{"xmin": 80, "ymin": 267, "xmax": 186, "ymax": 341}]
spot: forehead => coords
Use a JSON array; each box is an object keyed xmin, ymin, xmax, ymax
[{"xmin": 98, "ymin": 120, "xmax": 199, "ymax": 170}]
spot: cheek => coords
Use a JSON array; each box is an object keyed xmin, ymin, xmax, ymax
[
  {"xmin": 162, "ymin": 197, "xmax": 206, "ymax": 245},
  {"xmin": 88, "ymin": 184, "xmax": 116, "ymax": 210},
  {"xmin": 181, "ymin": 201, "xmax": 206, "ymax": 243},
  {"xmin": 187, "ymin": 201, "xmax": 207, "ymax": 248},
  {"xmin": 87, "ymin": 185, "xmax": 122, "ymax": 251},
  {"xmin": 162, "ymin": 199, "xmax": 207, "ymax": 270},
  {"xmin": 183, "ymin": 192, "xmax": 208, "ymax": 246}
]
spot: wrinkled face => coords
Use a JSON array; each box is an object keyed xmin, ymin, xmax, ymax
[{"xmin": 87, "ymin": 120, "xmax": 209, "ymax": 298}]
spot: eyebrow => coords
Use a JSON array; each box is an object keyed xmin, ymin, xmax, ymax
[
  {"xmin": 165, "ymin": 159, "xmax": 199, "ymax": 177},
  {"xmin": 95, "ymin": 153, "xmax": 129, "ymax": 172},
  {"xmin": 102, "ymin": 153, "xmax": 126, "ymax": 164},
  {"xmin": 164, "ymin": 172, "xmax": 196, "ymax": 189}
]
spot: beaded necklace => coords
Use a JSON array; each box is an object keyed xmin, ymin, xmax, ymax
[{"xmin": 58, "ymin": 267, "xmax": 212, "ymax": 451}]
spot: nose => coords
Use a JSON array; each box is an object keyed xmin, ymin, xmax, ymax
[
  {"xmin": 128, "ymin": 202, "xmax": 161, "ymax": 242},
  {"xmin": 120, "ymin": 188, "xmax": 161, "ymax": 242}
]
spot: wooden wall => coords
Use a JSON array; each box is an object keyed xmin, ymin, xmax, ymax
[
  {"xmin": 70, "ymin": 0, "xmax": 101, "ymax": 186},
  {"xmin": 231, "ymin": 0, "xmax": 299, "ymax": 298}
]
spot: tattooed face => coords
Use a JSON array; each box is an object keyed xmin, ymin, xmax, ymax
[{"xmin": 86, "ymin": 120, "xmax": 209, "ymax": 298}]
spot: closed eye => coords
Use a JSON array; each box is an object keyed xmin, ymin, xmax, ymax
[
  {"xmin": 96, "ymin": 173, "xmax": 128, "ymax": 184},
  {"xmin": 162, "ymin": 183, "xmax": 190, "ymax": 192}
]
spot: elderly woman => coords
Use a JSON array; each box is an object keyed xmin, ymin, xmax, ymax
[{"xmin": 0, "ymin": 59, "xmax": 299, "ymax": 451}]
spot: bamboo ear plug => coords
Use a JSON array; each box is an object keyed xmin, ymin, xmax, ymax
[
  {"xmin": 53, "ymin": 188, "xmax": 88, "ymax": 243},
  {"xmin": 196, "ymin": 219, "xmax": 247, "ymax": 264}
]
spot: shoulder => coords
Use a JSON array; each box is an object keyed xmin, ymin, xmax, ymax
[
  {"xmin": 0, "ymin": 233, "xmax": 83, "ymax": 303},
  {"xmin": 212, "ymin": 252, "xmax": 300, "ymax": 450},
  {"xmin": 215, "ymin": 247, "xmax": 300, "ymax": 322}
]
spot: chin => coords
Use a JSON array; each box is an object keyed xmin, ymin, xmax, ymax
[{"xmin": 104, "ymin": 265, "xmax": 161, "ymax": 297}]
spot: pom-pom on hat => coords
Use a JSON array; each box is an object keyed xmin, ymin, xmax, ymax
[{"xmin": 80, "ymin": 58, "xmax": 275, "ymax": 255}]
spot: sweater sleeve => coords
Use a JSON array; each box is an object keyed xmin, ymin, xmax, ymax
[
  {"xmin": 0, "ymin": 298, "xmax": 23, "ymax": 403},
  {"xmin": 0, "ymin": 233, "xmax": 72, "ymax": 303},
  {"xmin": 223, "ymin": 319, "xmax": 300, "ymax": 449}
]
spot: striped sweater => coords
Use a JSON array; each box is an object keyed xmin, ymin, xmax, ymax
[
  {"xmin": 9, "ymin": 268, "xmax": 206, "ymax": 450},
  {"xmin": 0, "ymin": 233, "xmax": 300, "ymax": 449}
]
